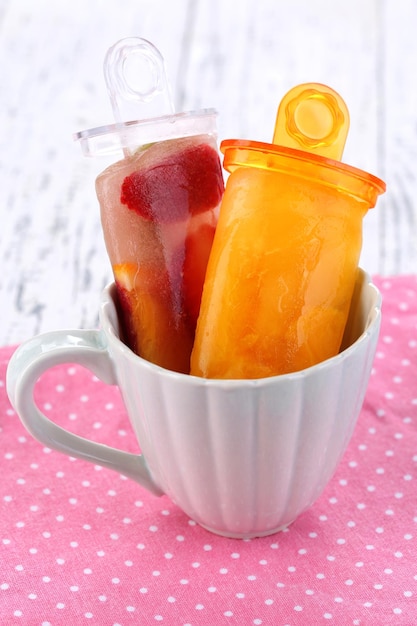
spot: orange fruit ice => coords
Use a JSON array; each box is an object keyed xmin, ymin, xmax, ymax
[
  {"xmin": 190, "ymin": 166, "xmax": 369, "ymax": 379},
  {"xmin": 190, "ymin": 88, "xmax": 385, "ymax": 379}
]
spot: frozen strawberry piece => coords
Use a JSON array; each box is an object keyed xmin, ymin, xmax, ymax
[{"xmin": 120, "ymin": 143, "xmax": 224, "ymax": 223}]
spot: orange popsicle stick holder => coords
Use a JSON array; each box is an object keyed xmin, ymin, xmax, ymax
[{"xmin": 221, "ymin": 83, "xmax": 386, "ymax": 204}]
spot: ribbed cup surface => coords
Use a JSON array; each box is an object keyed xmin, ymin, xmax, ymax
[{"xmin": 104, "ymin": 269, "xmax": 381, "ymax": 538}]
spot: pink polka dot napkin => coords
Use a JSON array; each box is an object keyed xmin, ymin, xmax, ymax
[{"xmin": 1, "ymin": 275, "xmax": 416, "ymax": 625}]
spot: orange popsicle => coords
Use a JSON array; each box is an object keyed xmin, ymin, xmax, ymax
[{"xmin": 190, "ymin": 84, "xmax": 386, "ymax": 379}]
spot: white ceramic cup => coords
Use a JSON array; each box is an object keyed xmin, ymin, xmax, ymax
[{"xmin": 7, "ymin": 269, "xmax": 381, "ymax": 538}]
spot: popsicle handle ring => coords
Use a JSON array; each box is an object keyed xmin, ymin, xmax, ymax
[
  {"xmin": 74, "ymin": 37, "xmax": 217, "ymax": 157},
  {"xmin": 273, "ymin": 83, "xmax": 350, "ymax": 160},
  {"xmin": 104, "ymin": 37, "xmax": 175, "ymax": 126}
]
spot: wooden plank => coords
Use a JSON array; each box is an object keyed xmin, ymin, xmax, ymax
[
  {"xmin": 185, "ymin": 0, "xmax": 386, "ymax": 273},
  {"xmin": 0, "ymin": 0, "xmax": 416, "ymax": 347},
  {"xmin": 0, "ymin": 0, "xmax": 190, "ymax": 344},
  {"xmin": 379, "ymin": 0, "xmax": 417, "ymax": 275}
]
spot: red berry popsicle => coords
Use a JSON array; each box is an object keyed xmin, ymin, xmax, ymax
[
  {"xmin": 96, "ymin": 134, "xmax": 224, "ymax": 373},
  {"xmin": 74, "ymin": 38, "xmax": 224, "ymax": 373}
]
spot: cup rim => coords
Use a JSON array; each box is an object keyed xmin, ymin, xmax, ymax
[{"xmin": 100, "ymin": 268, "xmax": 381, "ymax": 387}]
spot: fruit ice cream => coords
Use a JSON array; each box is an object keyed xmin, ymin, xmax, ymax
[
  {"xmin": 190, "ymin": 162, "xmax": 369, "ymax": 378},
  {"xmin": 190, "ymin": 84, "xmax": 386, "ymax": 379},
  {"xmin": 96, "ymin": 134, "xmax": 224, "ymax": 373}
]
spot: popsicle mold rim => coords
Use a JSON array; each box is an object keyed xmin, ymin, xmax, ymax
[
  {"xmin": 74, "ymin": 108, "xmax": 219, "ymax": 157},
  {"xmin": 75, "ymin": 37, "xmax": 219, "ymax": 157},
  {"xmin": 220, "ymin": 138, "xmax": 386, "ymax": 204}
]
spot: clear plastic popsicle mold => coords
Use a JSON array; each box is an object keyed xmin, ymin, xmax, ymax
[
  {"xmin": 104, "ymin": 37, "xmax": 175, "ymax": 125},
  {"xmin": 74, "ymin": 37, "xmax": 217, "ymax": 157}
]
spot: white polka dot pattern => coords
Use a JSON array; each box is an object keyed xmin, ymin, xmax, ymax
[{"xmin": 1, "ymin": 275, "xmax": 416, "ymax": 624}]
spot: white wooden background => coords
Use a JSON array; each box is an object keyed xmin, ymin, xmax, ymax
[{"xmin": 1, "ymin": 0, "xmax": 416, "ymax": 346}]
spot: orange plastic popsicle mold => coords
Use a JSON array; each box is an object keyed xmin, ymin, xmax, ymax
[
  {"xmin": 272, "ymin": 82, "xmax": 350, "ymax": 160},
  {"xmin": 190, "ymin": 83, "xmax": 386, "ymax": 379}
]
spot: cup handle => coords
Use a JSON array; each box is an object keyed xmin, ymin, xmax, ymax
[{"xmin": 6, "ymin": 329, "xmax": 163, "ymax": 496}]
